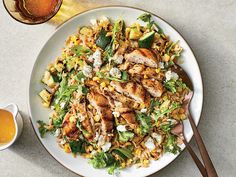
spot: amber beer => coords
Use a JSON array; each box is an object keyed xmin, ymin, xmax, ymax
[{"xmin": 3, "ymin": 0, "xmax": 62, "ymax": 24}]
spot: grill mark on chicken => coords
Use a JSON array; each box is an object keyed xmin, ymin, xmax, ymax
[
  {"xmin": 125, "ymin": 48, "xmax": 158, "ymax": 68},
  {"xmin": 110, "ymin": 81, "xmax": 150, "ymax": 107},
  {"xmin": 87, "ymin": 90, "xmax": 113, "ymax": 133},
  {"xmin": 62, "ymin": 112, "xmax": 79, "ymax": 140},
  {"xmin": 141, "ymin": 79, "xmax": 164, "ymax": 97}
]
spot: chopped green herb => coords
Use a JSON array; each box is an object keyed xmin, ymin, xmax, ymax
[
  {"xmin": 71, "ymin": 45, "xmax": 92, "ymax": 57},
  {"xmin": 164, "ymin": 133, "xmax": 181, "ymax": 154},
  {"xmin": 112, "ymin": 147, "xmax": 133, "ymax": 160},
  {"xmin": 118, "ymin": 131, "xmax": 134, "ymax": 142},
  {"xmin": 37, "ymin": 120, "xmax": 49, "ymax": 138},
  {"xmin": 75, "ymin": 71, "xmax": 86, "ymax": 83},
  {"xmin": 164, "ymin": 80, "xmax": 177, "ymax": 93},
  {"xmin": 107, "ymin": 162, "xmax": 119, "ymax": 175},
  {"xmin": 150, "ymin": 99, "xmax": 160, "ymax": 113},
  {"xmin": 89, "ymin": 152, "xmax": 116, "ymax": 169},
  {"xmin": 136, "ymin": 113, "xmax": 151, "ymax": 135},
  {"xmin": 137, "ymin": 13, "xmax": 164, "ymax": 35},
  {"xmin": 96, "ymin": 71, "xmax": 127, "ymax": 82},
  {"xmin": 154, "ymin": 102, "xmax": 180, "ymax": 120}
]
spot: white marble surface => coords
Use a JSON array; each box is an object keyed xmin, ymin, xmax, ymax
[{"xmin": 0, "ymin": 0, "xmax": 235, "ymax": 177}]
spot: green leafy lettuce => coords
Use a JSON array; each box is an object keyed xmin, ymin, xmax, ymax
[{"xmin": 118, "ymin": 131, "xmax": 134, "ymax": 142}]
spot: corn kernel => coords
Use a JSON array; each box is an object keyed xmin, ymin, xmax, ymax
[
  {"xmin": 42, "ymin": 101, "xmax": 50, "ymax": 108},
  {"xmin": 163, "ymin": 54, "xmax": 170, "ymax": 62},
  {"xmin": 140, "ymin": 103, "xmax": 145, "ymax": 109},
  {"xmin": 71, "ymin": 35, "xmax": 79, "ymax": 45},
  {"xmin": 50, "ymin": 66, "xmax": 56, "ymax": 73},
  {"xmin": 136, "ymin": 127, "xmax": 141, "ymax": 134},
  {"xmin": 64, "ymin": 143, "xmax": 71, "ymax": 153},
  {"xmin": 88, "ymin": 104, "xmax": 93, "ymax": 109},
  {"xmin": 88, "ymin": 145, "xmax": 93, "ymax": 151},
  {"xmin": 135, "ymin": 148, "xmax": 142, "ymax": 156},
  {"xmin": 155, "ymin": 68, "xmax": 161, "ymax": 73},
  {"xmin": 69, "ymin": 116, "xmax": 76, "ymax": 123},
  {"xmin": 108, "ymin": 86, "xmax": 115, "ymax": 92},
  {"xmin": 121, "ymin": 162, "xmax": 126, "ymax": 168},
  {"xmin": 94, "ymin": 115, "xmax": 100, "ymax": 122},
  {"xmin": 92, "ymin": 77, "xmax": 100, "ymax": 82},
  {"xmin": 100, "ymin": 82, "xmax": 106, "ymax": 88},
  {"xmin": 144, "ymin": 74, "xmax": 148, "ymax": 79}
]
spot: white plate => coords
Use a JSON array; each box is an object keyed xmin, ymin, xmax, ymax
[{"xmin": 28, "ymin": 6, "xmax": 203, "ymax": 177}]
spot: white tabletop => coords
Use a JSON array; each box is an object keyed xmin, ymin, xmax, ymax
[{"xmin": 0, "ymin": 0, "xmax": 235, "ymax": 177}]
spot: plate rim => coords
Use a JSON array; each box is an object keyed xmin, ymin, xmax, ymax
[{"xmin": 28, "ymin": 5, "xmax": 204, "ymax": 177}]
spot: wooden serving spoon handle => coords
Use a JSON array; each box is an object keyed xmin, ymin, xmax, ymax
[
  {"xmin": 188, "ymin": 113, "xmax": 218, "ymax": 177},
  {"xmin": 183, "ymin": 139, "xmax": 208, "ymax": 177}
]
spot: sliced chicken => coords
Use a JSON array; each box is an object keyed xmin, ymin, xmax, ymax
[
  {"xmin": 128, "ymin": 64, "xmax": 165, "ymax": 81},
  {"xmin": 62, "ymin": 112, "xmax": 79, "ymax": 139},
  {"xmin": 87, "ymin": 90, "xmax": 113, "ymax": 133},
  {"xmin": 141, "ymin": 79, "xmax": 164, "ymax": 97},
  {"xmin": 103, "ymin": 89, "xmax": 137, "ymax": 109},
  {"xmin": 101, "ymin": 89, "xmax": 138, "ymax": 128},
  {"xmin": 115, "ymin": 107, "xmax": 137, "ymax": 129},
  {"xmin": 110, "ymin": 81, "xmax": 150, "ymax": 106},
  {"xmin": 75, "ymin": 98, "xmax": 94, "ymax": 140},
  {"xmin": 125, "ymin": 48, "xmax": 158, "ymax": 68}
]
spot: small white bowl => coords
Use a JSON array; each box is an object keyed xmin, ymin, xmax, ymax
[{"xmin": 0, "ymin": 103, "xmax": 23, "ymax": 151}]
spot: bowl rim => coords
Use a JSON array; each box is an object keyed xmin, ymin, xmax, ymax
[{"xmin": 27, "ymin": 5, "xmax": 204, "ymax": 177}]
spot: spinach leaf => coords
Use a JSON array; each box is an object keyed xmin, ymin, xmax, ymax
[
  {"xmin": 69, "ymin": 140, "xmax": 86, "ymax": 154},
  {"xmin": 37, "ymin": 120, "xmax": 49, "ymax": 138},
  {"xmin": 118, "ymin": 131, "xmax": 134, "ymax": 142},
  {"xmin": 136, "ymin": 113, "xmax": 151, "ymax": 135}
]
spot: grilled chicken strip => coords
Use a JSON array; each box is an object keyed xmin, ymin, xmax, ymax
[
  {"xmin": 101, "ymin": 89, "xmax": 138, "ymax": 128},
  {"xmin": 128, "ymin": 64, "xmax": 164, "ymax": 81},
  {"xmin": 75, "ymin": 98, "xmax": 94, "ymax": 140},
  {"xmin": 62, "ymin": 112, "xmax": 79, "ymax": 139},
  {"xmin": 87, "ymin": 90, "xmax": 113, "ymax": 133},
  {"xmin": 115, "ymin": 107, "xmax": 137, "ymax": 129},
  {"xmin": 141, "ymin": 79, "xmax": 164, "ymax": 97},
  {"xmin": 125, "ymin": 48, "xmax": 158, "ymax": 68},
  {"xmin": 110, "ymin": 81, "xmax": 150, "ymax": 106}
]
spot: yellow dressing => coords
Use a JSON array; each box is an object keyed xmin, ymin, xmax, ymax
[{"xmin": 0, "ymin": 109, "xmax": 16, "ymax": 145}]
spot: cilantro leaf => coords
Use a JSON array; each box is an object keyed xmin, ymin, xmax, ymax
[{"xmin": 136, "ymin": 113, "xmax": 151, "ymax": 135}]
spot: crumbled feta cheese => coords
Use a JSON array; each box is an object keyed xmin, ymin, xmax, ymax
[
  {"xmin": 116, "ymin": 125, "xmax": 127, "ymax": 132},
  {"xmin": 145, "ymin": 137, "xmax": 156, "ymax": 151},
  {"xmin": 97, "ymin": 135, "xmax": 105, "ymax": 146},
  {"xmin": 165, "ymin": 71, "xmax": 179, "ymax": 81},
  {"xmin": 60, "ymin": 102, "xmax": 66, "ymax": 109},
  {"xmin": 171, "ymin": 72, "xmax": 179, "ymax": 81},
  {"xmin": 82, "ymin": 65, "xmax": 92, "ymax": 78},
  {"xmin": 59, "ymin": 139, "xmax": 66, "ymax": 145},
  {"xmin": 112, "ymin": 111, "xmax": 120, "ymax": 117},
  {"xmin": 50, "ymin": 106, "xmax": 55, "ymax": 110},
  {"xmin": 54, "ymin": 129, "xmax": 60, "ymax": 137},
  {"xmin": 141, "ymin": 108, "xmax": 147, "ymax": 113},
  {"xmin": 109, "ymin": 67, "xmax": 121, "ymax": 79},
  {"xmin": 90, "ymin": 19, "xmax": 97, "ymax": 26},
  {"xmin": 111, "ymin": 53, "xmax": 124, "ymax": 64},
  {"xmin": 101, "ymin": 142, "xmax": 111, "ymax": 152},
  {"xmin": 151, "ymin": 132, "xmax": 163, "ymax": 145},
  {"xmin": 91, "ymin": 150, "xmax": 97, "ymax": 155},
  {"xmin": 114, "ymin": 101, "xmax": 122, "ymax": 108},
  {"xmin": 93, "ymin": 49, "xmax": 102, "ymax": 68},
  {"xmin": 94, "ymin": 132, "xmax": 100, "ymax": 141},
  {"xmin": 158, "ymin": 62, "xmax": 165, "ymax": 69}
]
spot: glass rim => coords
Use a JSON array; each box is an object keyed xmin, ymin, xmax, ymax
[{"xmin": 2, "ymin": 0, "xmax": 63, "ymax": 25}]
